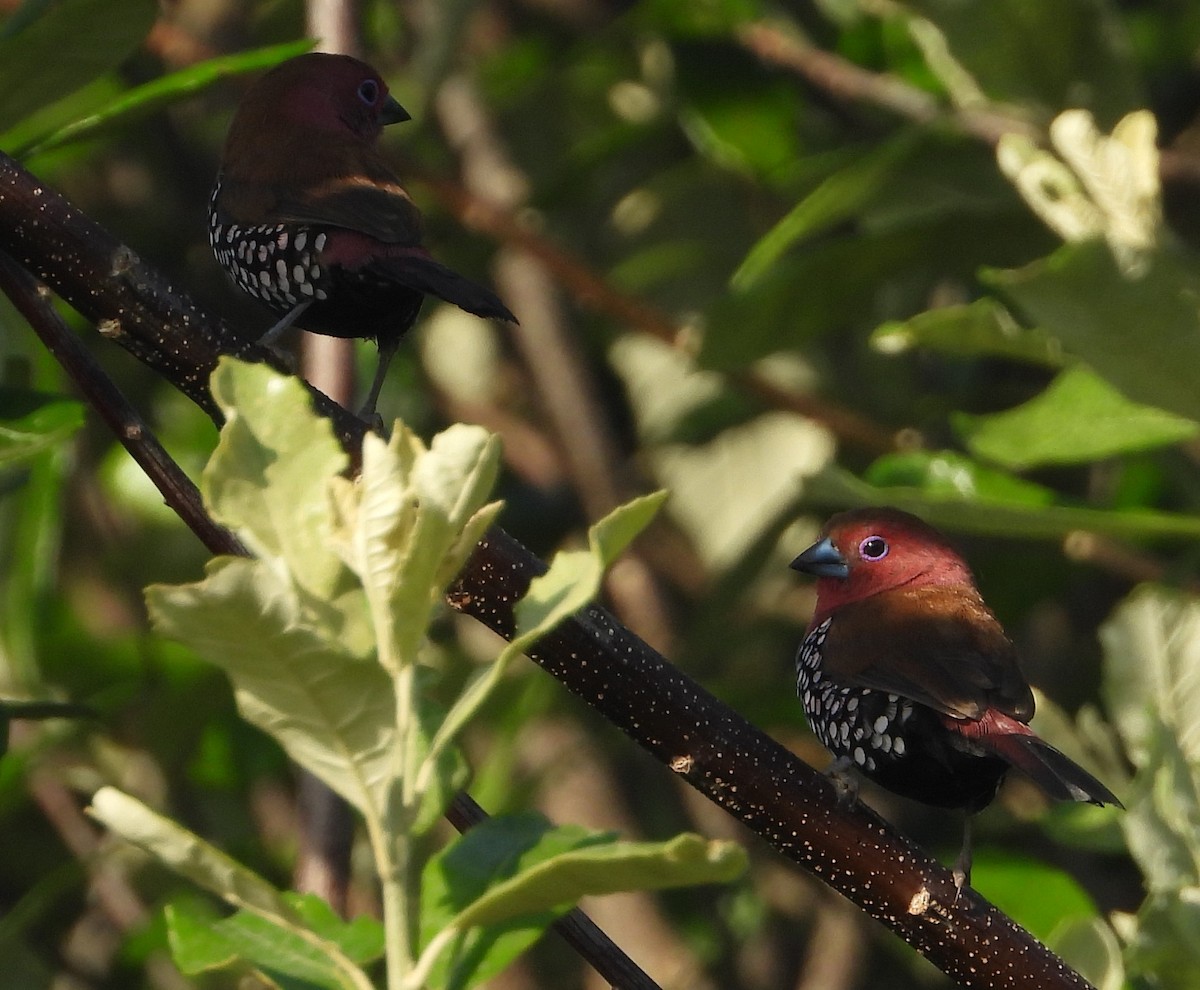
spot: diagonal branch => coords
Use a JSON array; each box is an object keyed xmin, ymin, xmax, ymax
[{"xmin": 0, "ymin": 150, "xmax": 1094, "ymax": 989}]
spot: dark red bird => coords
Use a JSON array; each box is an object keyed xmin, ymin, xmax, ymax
[
  {"xmin": 790, "ymin": 507, "xmax": 1120, "ymax": 888},
  {"xmin": 209, "ymin": 52, "xmax": 516, "ymax": 417}
]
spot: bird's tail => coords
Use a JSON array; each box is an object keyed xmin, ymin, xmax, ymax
[
  {"xmin": 372, "ymin": 255, "xmax": 517, "ymax": 323},
  {"xmin": 988, "ymin": 724, "xmax": 1123, "ymax": 808}
]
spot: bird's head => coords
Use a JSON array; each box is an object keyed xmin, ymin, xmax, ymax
[
  {"xmin": 791, "ymin": 507, "xmax": 975, "ymax": 619},
  {"xmin": 223, "ymin": 53, "xmax": 411, "ymax": 164}
]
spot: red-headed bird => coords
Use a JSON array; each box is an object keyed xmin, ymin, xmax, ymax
[
  {"xmin": 790, "ymin": 507, "xmax": 1120, "ymax": 889},
  {"xmin": 209, "ymin": 52, "xmax": 516, "ymax": 417}
]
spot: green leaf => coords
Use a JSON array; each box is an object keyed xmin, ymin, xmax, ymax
[
  {"xmin": 987, "ymin": 241, "xmax": 1200, "ymax": 422},
  {"xmin": 969, "ymin": 851, "xmax": 1098, "ymax": 943},
  {"xmin": 1099, "ymin": 588, "xmax": 1200, "ymax": 900},
  {"xmin": 806, "ymin": 457, "xmax": 1200, "ymax": 540},
  {"xmin": 732, "ymin": 131, "xmax": 921, "ymax": 290},
  {"xmin": 0, "ymin": 389, "xmax": 84, "ymax": 468},
  {"xmin": 165, "ymin": 897, "xmax": 380, "ymax": 990},
  {"xmin": 899, "ymin": 0, "xmax": 1142, "ymax": 124},
  {"xmin": 955, "ymin": 366, "xmax": 1200, "ymax": 470},
  {"xmin": 419, "ymin": 814, "xmax": 745, "ymax": 989},
  {"xmin": 419, "ymin": 492, "xmax": 667, "ymax": 795},
  {"xmin": 871, "ymin": 298, "xmax": 1064, "ymax": 367},
  {"xmin": 419, "ymin": 814, "xmax": 607, "ymax": 990},
  {"xmin": 450, "ymin": 826, "xmax": 745, "ymax": 930},
  {"xmin": 92, "ymin": 790, "xmax": 375, "ymax": 990},
  {"xmin": 284, "ymin": 893, "xmax": 385, "ymax": 964},
  {"xmin": 204, "ymin": 358, "xmax": 350, "ymax": 601},
  {"xmin": 1049, "ymin": 916, "xmax": 1125, "ymax": 990},
  {"xmin": 146, "ymin": 558, "xmax": 395, "ymax": 823},
  {"xmin": 0, "ymin": 0, "xmax": 156, "ymax": 133},
  {"xmin": 510, "ymin": 491, "xmax": 667, "ymax": 654},
  {"xmin": 1099, "ymin": 586, "xmax": 1200, "ymax": 770},
  {"xmin": 167, "ymin": 904, "xmax": 348, "ymax": 989},
  {"xmin": 11, "ymin": 41, "xmax": 314, "ymax": 159}
]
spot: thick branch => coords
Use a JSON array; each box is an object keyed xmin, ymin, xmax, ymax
[{"xmin": 0, "ymin": 150, "xmax": 1093, "ymax": 989}]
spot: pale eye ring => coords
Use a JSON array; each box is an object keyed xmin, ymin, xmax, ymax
[
  {"xmin": 357, "ymin": 79, "xmax": 379, "ymax": 105},
  {"xmin": 859, "ymin": 535, "xmax": 889, "ymax": 561}
]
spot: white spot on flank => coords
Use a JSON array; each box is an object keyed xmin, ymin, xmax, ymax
[{"xmin": 874, "ymin": 715, "xmax": 889, "ymax": 734}]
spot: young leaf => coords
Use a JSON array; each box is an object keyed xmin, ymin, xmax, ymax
[
  {"xmin": 89, "ymin": 787, "xmax": 299, "ymax": 922},
  {"xmin": 203, "ymin": 359, "xmax": 349, "ymax": 600},
  {"xmin": 326, "ymin": 423, "xmax": 500, "ymax": 673},
  {"xmin": 955, "ymin": 366, "xmax": 1199, "ymax": 470}
]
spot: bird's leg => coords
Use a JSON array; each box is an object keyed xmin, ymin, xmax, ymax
[
  {"xmin": 952, "ymin": 815, "xmax": 973, "ymax": 899},
  {"xmin": 358, "ymin": 337, "xmax": 398, "ymax": 422},
  {"xmin": 824, "ymin": 754, "xmax": 860, "ymax": 807},
  {"xmin": 259, "ymin": 300, "xmax": 313, "ymax": 347}
]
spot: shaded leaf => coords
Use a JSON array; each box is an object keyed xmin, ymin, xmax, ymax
[
  {"xmin": 987, "ymin": 240, "xmax": 1200, "ymax": 422},
  {"xmin": 0, "ymin": 389, "xmax": 84, "ymax": 468},
  {"xmin": 12, "ymin": 41, "xmax": 313, "ymax": 159},
  {"xmin": 0, "ymin": 0, "xmax": 155, "ymax": 133},
  {"xmin": 806, "ymin": 459, "xmax": 1200, "ymax": 540},
  {"xmin": 956, "ymin": 366, "xmax": 1199, "ymax": 470},
  {"xmin": 871, "ymin": 298, "xmax": 1064, "ymax": 367},
  {"xmin": 733, "ymin": 131, "xmax": 921, "ymax": 289}
]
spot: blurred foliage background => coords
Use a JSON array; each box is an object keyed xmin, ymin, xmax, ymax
[{"xmin": 6, "ymin": 0, "xmax": 1200, "ymax": 986}]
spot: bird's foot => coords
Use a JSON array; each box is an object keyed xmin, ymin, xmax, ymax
[
  {"xmin": 824, "ymin": 755, "xmax": 859, "ymax": 807},
  {"xmin": 952, "ymin": 817, "xmax": 973, "ymax": 904}
]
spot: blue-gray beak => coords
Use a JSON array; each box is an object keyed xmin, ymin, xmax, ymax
[{"xmin": 790, "ymin": 537, "xmax": 849, "ymax": 579}]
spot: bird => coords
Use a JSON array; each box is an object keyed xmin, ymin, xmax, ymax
[
  {"xmin": 789, "ymin": 506, "xmax": 1120, "ymax": 891},
  {"xmin": 208, "ymin": 52, "xmax": 516, "ymax": 418}
]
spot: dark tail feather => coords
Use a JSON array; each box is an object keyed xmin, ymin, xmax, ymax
[
  {"xmin": 993, "ymin": 733, "xmax": 1123, "ymax": 808},
  {"xmin": 372, "ymin": 256, "xmax": 517, "ymax": 323}
]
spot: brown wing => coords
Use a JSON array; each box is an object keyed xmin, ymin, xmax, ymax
[
  {"xmin": 273, "ymin": 181, "xmax": 424, "ymax": 246},
  {"xmin": 820, "ymin": 583, "xmax": 1035, "ymax": 722}
]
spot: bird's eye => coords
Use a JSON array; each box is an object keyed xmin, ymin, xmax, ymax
[
  {"xmin": 357, "ymin": 79, "xmax": 379, "ymax": 105},
  {"xmin": 859, "ymin": 536, "xmax": 889, "ymax": 561}
]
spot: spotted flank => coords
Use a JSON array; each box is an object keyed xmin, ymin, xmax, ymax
[
  {"xmin": 208, "ymin": 181, "xmax": 331, "ymax": 312},
  {"xmin": 795, "ymin": 618, "xmax": 914, "ymax": 773}
]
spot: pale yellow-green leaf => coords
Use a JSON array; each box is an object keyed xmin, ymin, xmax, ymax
[
  {"xmin": 89, "ymin": 787, "xmax": 297, "ymax": 922},
  {"xmin": 146, "ymin": 558, "xmax": 396, "ymax": 823},
  {"xmin": 588, "ymin": 490, "xmax": 667, "ymax": 566},
  {"xmin": 203, "ymin": 359, "xmax": 348, "ymax": 599}
]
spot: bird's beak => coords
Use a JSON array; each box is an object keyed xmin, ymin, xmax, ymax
[
  {"xmin": 380, "ymin": 95, "xmax": 412, "ymax": 126},
  {"xmin": 790, "ymin": 537, "xmax": 850, "ymax": 579}
]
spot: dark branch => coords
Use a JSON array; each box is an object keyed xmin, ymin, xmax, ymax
[{"xmin": 0, "ymin": 150, "xmax": 1094, "ymax": 989}]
